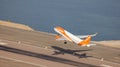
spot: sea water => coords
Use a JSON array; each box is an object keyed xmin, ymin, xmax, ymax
[{"xmin": 0, "ymin": 0, "xmax": 120, "ymax": 40}]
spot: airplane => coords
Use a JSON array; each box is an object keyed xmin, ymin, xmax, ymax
[
  {"xmin": 54, "ymin": 26, "xmax": 97, "ymax": 47},
  {"xmin": 52, "ymin": 46, "xmax": 92, "ymax": 58}
]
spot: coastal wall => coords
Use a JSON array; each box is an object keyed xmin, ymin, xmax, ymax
[{"xmin": 0, "ymin": 20, "xmax": 34, "ymax": 31}]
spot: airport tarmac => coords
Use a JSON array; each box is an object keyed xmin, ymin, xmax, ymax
[{"xmin": 0, "ymin": 25, "xmax": 120, "ymax": 67}]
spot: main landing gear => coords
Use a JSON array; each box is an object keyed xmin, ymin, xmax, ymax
[{"xmin": 64, "ymin": 41, "xmax": 67, "ymax": 44}]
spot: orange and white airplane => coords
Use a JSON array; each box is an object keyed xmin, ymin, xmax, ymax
[{"xmin": 54, "ymin": 26, "xmax": 97, "ymax": 47}]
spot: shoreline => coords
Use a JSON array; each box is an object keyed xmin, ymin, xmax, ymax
[{"xmin": 0, "ymin": 20, "xmax": 34, "ymax": 31}]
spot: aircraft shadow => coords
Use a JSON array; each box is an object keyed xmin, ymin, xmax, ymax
[
  {"xmin": 0, "ymin": 45, "xmax": 96, "ymax": 67},
  {"xmin": 51, "ymin": 46, "xmax": 93, "ymax": 58}
]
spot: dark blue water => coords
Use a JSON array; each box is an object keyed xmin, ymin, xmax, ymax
[{"xmin": 0, "ymin": 0, "xmax": 120, "ymax": 41}]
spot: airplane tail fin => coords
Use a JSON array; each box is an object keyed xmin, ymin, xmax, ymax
[{"xmin": 78, "ymin": 36, "xmax": 91, "ymax": 47}]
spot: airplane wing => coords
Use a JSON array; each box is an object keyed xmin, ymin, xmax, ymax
[
  {"xmin": 55, "ymin": 35, "xmax": 68, "ymax": 41},
  {"xmin": 55, "ymin": 33, "xmax": 98, "ymax": 41},
  {"xmin": 76, "ymin": 33, "xmax": 98, "ymax": 39}
]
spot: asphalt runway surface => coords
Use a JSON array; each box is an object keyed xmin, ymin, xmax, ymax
[
  {"xmin": 0, "ymin": 25, "xmax": 120, "ymax": 67},
  {"xmin": 0, "ymin": 45, "xmax": 97, "ymax": 67}
]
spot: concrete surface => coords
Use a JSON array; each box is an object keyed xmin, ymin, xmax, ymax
[{"xmin": 0, "ymin": 25, "xmax": 120, "ymax": 67}]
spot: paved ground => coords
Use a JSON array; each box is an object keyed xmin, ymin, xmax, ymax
[
  {"xmin": 0, "ymin": 25, "xmax": 120, "ymax": 67},
  {"xmin": 93, "ymin": 40, "xmax": 120, "ymax": 49},
  {"xmin": 0, "ymin": 41, "xmax": 97, "ymax": 67}
]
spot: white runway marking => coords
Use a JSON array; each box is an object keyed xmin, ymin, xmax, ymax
[
  {"xmin": 0, "ymin": 42, "xmax": 7, "ymax": 45},
  {"xmin": 0, "ymin": 56, "xmax": 47, "ymax": 67},
  {"xmin": 100, "ymin": 64, "xmax": 112, "ymax": 67},
  {"xmin": 21, "ymin": 42, "xmax": 53, "ymax": 51}
]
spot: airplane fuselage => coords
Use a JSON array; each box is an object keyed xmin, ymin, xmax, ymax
[{"xmin": 54, "ymin": 27, "xmax": 82, "ymax": 44}]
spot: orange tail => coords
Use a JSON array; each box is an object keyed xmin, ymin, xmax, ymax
[{"xmin": 78, "ymin": 36, "xmax": 91, "ymax": 46}]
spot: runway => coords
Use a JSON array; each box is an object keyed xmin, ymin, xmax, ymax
[
  {"xmin": 0, "ymin": 25, "xmax": 120, "ymax": 67},
  {"xmin": 0, "ymin": 45, "xmax": 97, "ymax": 67},
  {"xmin": 0, "ymin": 39, "xmax": 120, "ymax": 67}
]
